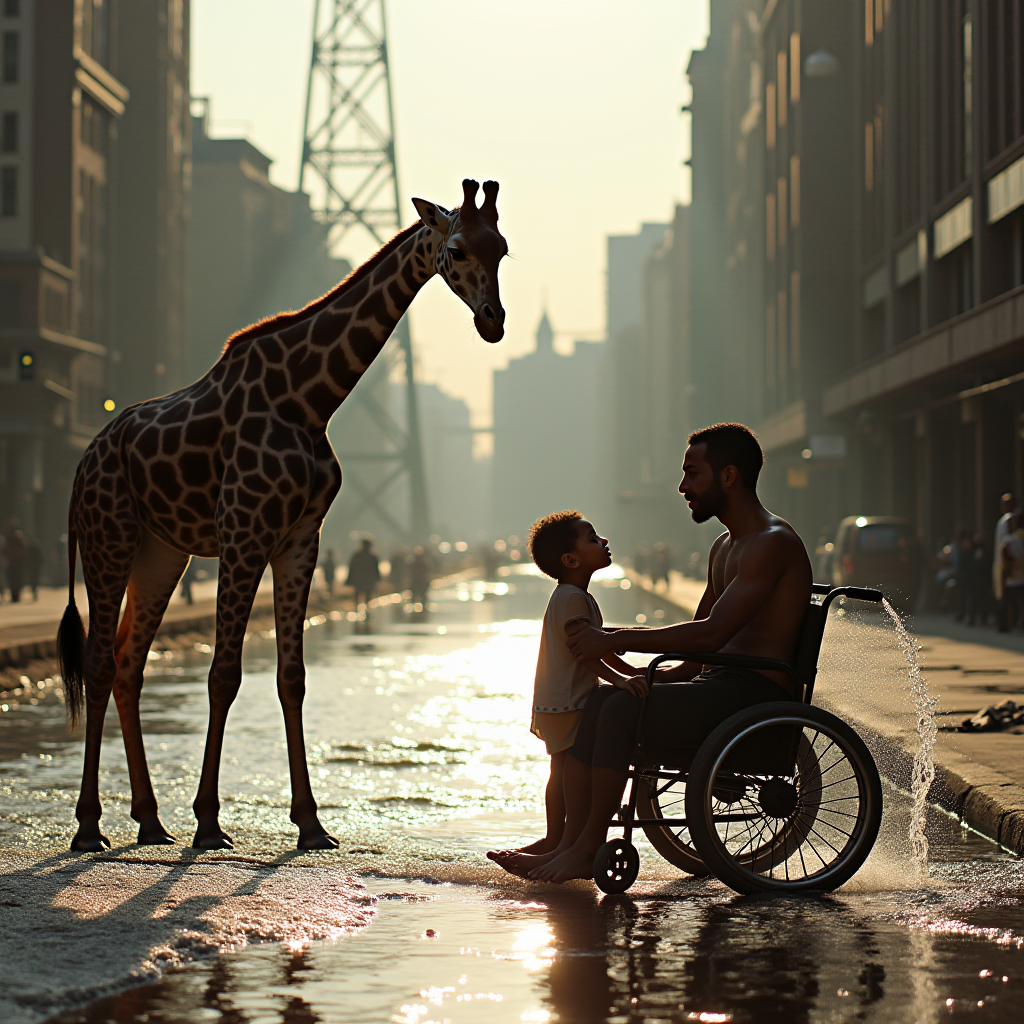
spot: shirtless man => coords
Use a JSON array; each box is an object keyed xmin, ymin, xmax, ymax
[{"xmin": 503, "ymin": 422, "xmax": 812, "ymax": 884}]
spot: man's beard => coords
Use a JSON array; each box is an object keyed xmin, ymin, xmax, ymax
[{"xmin": 687, "ymin": 478, "xmax": 727, "ymax": 523}]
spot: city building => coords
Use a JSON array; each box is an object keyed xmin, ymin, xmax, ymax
[
  {"xmin": 0, "ymin": 0, "xmax": 127, "ymax": 562},
  {"xmin": 609, "ymin": 208, "xmax": 695, "ymax": 548},
  {"xmin": 688, "ymin": 0, "xmax": 858, "ymax": 542},
  {"xmin": 492, "ymin": 310, "xmax": 604, "ymax": 538},
  {"xmin": 604, "ymin": 222, "xmax": 670, "ymax": 546},
  {"xmin": 388, "ymin": 380, "xmax": 488, "ymax": 542},
  {"xmin": 689, "ymin": 0, "xmax": 1024, "ymax": 567},
  {"xmin": 188, "ymin": 106, "xmax": 351, "ymax": 379},
  {"xmin": 111, "ymin": 0, "xmax": 190, "ymax": 407},
  {"xmin": 824, "ymin": 0, "xmax": 1024, "ymax": 554}
]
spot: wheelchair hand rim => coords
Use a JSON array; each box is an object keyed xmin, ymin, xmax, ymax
[{"xmin": 697, "ymin": 713, "xmax": 880, "ymax": 890}]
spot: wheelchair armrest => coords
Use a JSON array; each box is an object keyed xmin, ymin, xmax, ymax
[{"xmin": 644, "ymin": 651, "xmax": 798, "ymax": 685}]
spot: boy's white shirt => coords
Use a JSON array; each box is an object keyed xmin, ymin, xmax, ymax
[{"xmin": 533, "ymin": 583, "xmax": 603, "ymax": 712}]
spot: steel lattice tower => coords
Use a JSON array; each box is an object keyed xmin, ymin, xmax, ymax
[{"xmin": 300, "ymin": 0, "xmax": 429, "ymax": 541}]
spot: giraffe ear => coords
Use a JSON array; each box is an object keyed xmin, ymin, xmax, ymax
[{"xmin": 412, "ymin": 198, "xmax": 450, "ymax": 234}]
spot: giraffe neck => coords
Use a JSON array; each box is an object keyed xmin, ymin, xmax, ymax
[{"xmin": 233, "ymin": 224, "xmax": 439, "ymax": 435}]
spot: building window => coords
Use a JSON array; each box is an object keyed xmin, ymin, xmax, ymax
[
  {"xmin": 789, "ymin": 33, "xmax": 800, "ymax": 104},
  {"xmin": 766, "ymin": 81, "xmax": 776, "ymax": 149},
  {"xmin": 865, "ymin": 122, "xmax": 874, "ymax": 191},
  {"xmin": 790, "ymin": 271, "xmax": 801, "ymax": 370},
  {"xmin": 777, "ymin": 289, "xmax": 788, "ymax": 381},
  {"xmin": 766, "ymin": 192, "xmax": 776, "ymax": 259},
  {"xmin": 963, "ymin": 13, "xmax": 973, "ymax": 177},
  {"xmin": 790, "ymin": 154, "xmax": 801, "ymax": 227},
  {"xmin": 1, "ymin": 111, "xmax": 16, "ymax": 153},
  {"xmin": 1, "ymin": 32, "xmax": 17, "ymax": 83},
  {"xmin": 777, "ymin": 51, "xmax": 787, "ymax": 128},
  {"xmin": 1, "ymin": 166, "xmax": 16, "ymax": 216},
  {"xmin": 777, "ymin": 176, "xmax": 788, "ymax": 249},
  {"xmin": 0, "ymin": 280, "xmax": 20, "ymax": 326},
  {"xmin": 3, "ymin": 0, "xmax": 18, "ymax": 16}
]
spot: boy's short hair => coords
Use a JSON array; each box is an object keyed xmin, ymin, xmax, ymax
[
  {"xmin": 688, "ymin": 422, "xmax": 764, "ymax": 490},
  {"xmin": 529, "ymin": 510, "xmax": 583, "ymax": 580}
]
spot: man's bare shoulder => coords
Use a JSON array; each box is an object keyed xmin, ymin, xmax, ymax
[{"xmin": 740, "ymin": 516, "xmax": 811, "ymax": 566}]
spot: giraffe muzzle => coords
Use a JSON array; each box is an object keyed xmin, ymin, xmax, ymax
[{"xmin": 475, "ymin": 303, "xmax": 505, "ymax": 343}]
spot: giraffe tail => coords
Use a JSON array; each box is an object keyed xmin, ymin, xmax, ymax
[{"xmin": 57, "ymin": 518, "xmax": 86, "ymax": 728}]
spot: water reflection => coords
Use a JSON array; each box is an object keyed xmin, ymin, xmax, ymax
[
  {"xmin": 49, "ymin": 855, "xmax": 1024, "ymax": 1024},
  {"xmin": 6, "ymin": 567, "xmax": 1024, "ymax": 1023}
]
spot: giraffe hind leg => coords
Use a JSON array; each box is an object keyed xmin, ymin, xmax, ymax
[
  {"xmin": 113, "ymin": 530, "xmax": 190, "ymax": 845},
  {"xmin": 72, "ymin": 530, "xmax": 140, "ymax": 852}
]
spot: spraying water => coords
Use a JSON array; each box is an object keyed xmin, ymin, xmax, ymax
[{"xmin": 883, "ymin": 597, "xmax": 938, "ymax": 874}]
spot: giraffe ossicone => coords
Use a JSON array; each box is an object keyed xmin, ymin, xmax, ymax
[{"xmin": 56, "ymin": 179, "xmax": 507, "ymax": 852}]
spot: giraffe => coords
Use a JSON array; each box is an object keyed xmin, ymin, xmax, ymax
[{"xmin": 57, "ymin": 178, "xmax": 507, "ymax": 852}]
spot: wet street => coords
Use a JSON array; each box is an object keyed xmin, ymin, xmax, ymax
[{"xmin": 3, "ymin": 566, "xmax": 1024, "ymax": 1023}]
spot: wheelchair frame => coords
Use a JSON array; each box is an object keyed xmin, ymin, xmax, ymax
[{"xmin": 597, "ymin": 584, "xmax": 884, "ymax": 894}]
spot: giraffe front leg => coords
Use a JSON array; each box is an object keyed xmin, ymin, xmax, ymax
[
  {"xmin": 192, "ymin": 560, "xmax": 265, "ymax": 850},
  {"xmin": 272, "ymin": 536, "xmax": 339, "ymax": 850}
]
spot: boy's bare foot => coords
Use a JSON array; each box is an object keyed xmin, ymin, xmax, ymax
[
  {"xmin": 515, "ymin": 836, "xmax": 560, "ymax": 855},
  {"xmin": 486, "ymin": 850, "xmax": 536, "ymax": 880},
  {"xmin": 528, "ymin": 846, "xmax": 596, "ymax": 883}
]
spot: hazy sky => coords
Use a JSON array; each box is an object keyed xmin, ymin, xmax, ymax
[{"xmin": 192, "ymin": 0, "xmax": 710, "ymax": 429}]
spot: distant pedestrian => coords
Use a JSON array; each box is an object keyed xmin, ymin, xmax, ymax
[
  {"xmin": 179, "ymin": 557, "xmax": 200, "ymax": 605},
  {"xmin": 953, "ymin": 528, "xmax": 973, "ymax": 622},
  {"xmin": 6, "ymin": 528, "xmax": 26, "ymax": 603},
  {"xmin": 347, "ymin": 538, "xmax": 380, "ymax": 608},
  {"xmin": 994, "ymin": 492, "xmax": 1015, "ymax": 631},
  {"xmin": 652, "ymin": 542, "xmax": 670, "ymax": 588},
  {"xmin": 26, "ymin": 537, "xmax": 41, "ymax": 600},
  {"xmin": 408, "ymin": 546, "xmax": 431, "ymax": 608},
  {"xmin": 1001, "ymin": 515, "xmax": 1024, "ymax": 631},
  {"xmin": 321, "ymin": 548, "xmax": 337, "ymax": 596},
  {"xmin": 389, "ymin": 547, "xmax": 407, "ymax": 592}
]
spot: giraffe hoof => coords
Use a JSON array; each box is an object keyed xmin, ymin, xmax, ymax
[
  {"xmin": 137, "ymin": 825, "xmax": 177, "ymax": 846},
  {"xmin": 298, "ymin": 831, "xmax": 340, "ymax": 851},
  {"xmin": 192, "ymin": 830, "xmax": 234, "ymax": 850},
  {"xmin": 71, "ymin": 830, "xmax": 112, "ymax": 853}
]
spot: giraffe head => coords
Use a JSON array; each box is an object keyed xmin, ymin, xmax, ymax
[{"xmin": 413, "ymin": 179, "xmax": 507, "ymax": 343}]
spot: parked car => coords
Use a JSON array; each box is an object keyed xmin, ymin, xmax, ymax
[{"xmin": 828, "ymin": 516, "xmax": 923, "ymax": 608}]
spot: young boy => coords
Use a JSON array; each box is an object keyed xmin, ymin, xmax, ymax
[{"xmin": 488, "ymin": 510, "xmax": 647, "ymax": 869}]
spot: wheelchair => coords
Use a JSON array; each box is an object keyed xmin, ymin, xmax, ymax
[{"xmin": 594, "ymin": 585, "xmax": 885, "ymax": 896}]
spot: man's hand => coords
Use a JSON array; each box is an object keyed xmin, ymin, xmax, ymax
[
  {"xmin": 566, "ymin": 621, "xmax": 613, "ymax": 661},
  {"xmin": 612, "ymin": 674, "xmax": 649, "ymax": 697}
]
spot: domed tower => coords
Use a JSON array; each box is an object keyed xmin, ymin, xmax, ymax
[{"xmin": 535, "ymin": 308, "xmax": 554, "ymax": 355}]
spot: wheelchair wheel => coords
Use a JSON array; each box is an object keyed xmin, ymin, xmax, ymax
[
  {"xmin": 685, "ymin": 702, "xmax": 883, "ymax": 894},
  {"xmin": 636, "ymin": 773, "xmax": 709, "ymax": 877},
  {"xmin": 593, "ymin": 838, "xmax": 640, "ymax": 894}
]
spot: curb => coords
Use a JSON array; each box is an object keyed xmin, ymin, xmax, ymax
[{"xmin": 628, "ymin": 570, "xmax": 1024, "ymax": 856}]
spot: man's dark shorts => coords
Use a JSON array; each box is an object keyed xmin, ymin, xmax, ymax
[{"xmin": 569, "ymin": 667, "xmax": 793, "ymax": 772}]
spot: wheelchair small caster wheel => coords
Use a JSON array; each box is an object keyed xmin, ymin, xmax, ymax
[{"xmin": 594, "ymin": 839, "xmax": 640, "ymax": 894}]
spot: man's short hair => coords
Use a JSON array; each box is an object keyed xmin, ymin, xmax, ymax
[
  {"xmin": 529, "ymin": 510, "xmax": 583, "ymax": 579},
  {"xmin": 688, "ymin": 423, "xmax": 764, "ymax": 489}
]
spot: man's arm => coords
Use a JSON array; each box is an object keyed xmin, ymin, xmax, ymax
[{"xmin": 568, "ymin": 532, "xmax": 791, "ymax": 659}]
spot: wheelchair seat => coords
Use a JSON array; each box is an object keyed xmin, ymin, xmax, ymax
[{"xmin": 594, "ymin": 585, "xmax": 885, "ymax": 896}]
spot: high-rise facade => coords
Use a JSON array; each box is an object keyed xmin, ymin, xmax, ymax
[
  {"xmin": 112, "ymin": 0, "xmax": 190, "ymax": 406},
  {"xmin": 0, "ymin": 0, "xmax": 127, "ymax": 561},
  {"xmin": 689, "ymin": 0, "xmax": 1024, "ymax": 558}
]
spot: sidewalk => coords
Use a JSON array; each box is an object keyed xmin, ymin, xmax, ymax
[
  {"xmin": 0, "ymin": 578, "xmax": 272, "ymax": 666},
  {"xmin": 632, "ymin": 569, "xmax": 1024, "ymax": 854}
]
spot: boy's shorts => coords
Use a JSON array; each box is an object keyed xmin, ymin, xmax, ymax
[{"xmin": 530, "ymin": 709, "xmax": 584, "ymax": 755}]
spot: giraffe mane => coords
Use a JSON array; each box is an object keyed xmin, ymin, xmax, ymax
[{"xmin": 220, "ymin": 221, "xmax": 424, "ymax": 355}]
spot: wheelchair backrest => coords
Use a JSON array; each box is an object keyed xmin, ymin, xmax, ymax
[{"xmin": 793, "ymin": 602, "xmax": 828, "ymax": 703}]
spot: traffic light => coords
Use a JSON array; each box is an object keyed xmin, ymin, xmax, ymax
[{"xmin": 18, "ymin": 351, "xmax": 33, "ymax": 380}]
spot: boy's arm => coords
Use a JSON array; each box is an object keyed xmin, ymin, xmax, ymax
[{"xmin": 583, "ymin": 656, "xmax": 648, "ymax": 696}]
